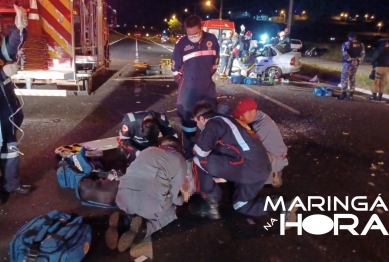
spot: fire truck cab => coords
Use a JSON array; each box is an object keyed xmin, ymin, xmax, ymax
[{"xmin": 201, "ymin": 19, "xmax": 235, "ymax": 40}]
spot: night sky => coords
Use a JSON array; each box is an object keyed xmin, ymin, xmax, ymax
[{"xmin": 106, "ymin": 0, "xmax": 389, "ymax": 29}]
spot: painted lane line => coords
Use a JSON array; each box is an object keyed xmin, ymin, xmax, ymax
[{"xmin": 239, "ymin": 85, "xmax": 301, "ymax": 115}]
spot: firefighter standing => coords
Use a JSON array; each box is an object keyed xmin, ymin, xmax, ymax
[
  {"xmin": 117, "ymin": 110, "xmax": 177, "ymax": 164},
  {"xmin": 339, "ymin": 32, "xmax": 365, "ymax": 100},
  {"xmin": 0, "ymin": 5, "xmax": 31, "ymax": 201},
  {"xmin": 171, "ymin": 15, "xmax": 220, "ymax": 160},
  {"xmin": 189, "ymin": 101, "xmax": 297, "ymax": 222},
  {"xmin": 219, "ymin": 30, "xmax": 233, "ymax": 78}
]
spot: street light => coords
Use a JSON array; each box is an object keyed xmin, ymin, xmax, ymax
[
  {"xmin": 206, "ymin": 0, "xmax": 223, "ymax": 20},
  {"xmin": 378, "ymin": 22, "xmax": 382, "ymax": 34},
  {"xmin": 280, "ymin": 10, "xmax": 286, "ymax": 23}
]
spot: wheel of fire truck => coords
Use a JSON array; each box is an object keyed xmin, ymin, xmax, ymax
[
  {"xmin": 82, "ymin": 77, "xmax": 93, "ymax": 95},
  {"xmin": 266, "ymin": 66, "xmax": 282, "ymax": 79}
]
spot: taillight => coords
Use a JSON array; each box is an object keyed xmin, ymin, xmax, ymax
[{"xmin": 290, "ymin": 57, "xmax": 295, "ymax": 66}]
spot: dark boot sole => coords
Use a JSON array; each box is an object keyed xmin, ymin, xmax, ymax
[
  {"xmin": 105, "ymin": 212, "xmax": 120, "ymax": 250},
  {"xmin": 118, "ymin": 216, "xmax": 143, "ymax": 252},
  {"xmin": 189, "ymin": 204, "xmax": 221, "ymax": 220}
]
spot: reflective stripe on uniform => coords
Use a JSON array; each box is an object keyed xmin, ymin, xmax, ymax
[
  {"xmin": 193, "ymin": 144, "xmax": 211, "ymax": 157},
  {"xmin": 127, "ymin": 113, "xmax": 135, "ymax": 122},
  {"xmin": 233, "ymin": 201, "xmax": 248, "ymax": 210},
  {"xmin": 183, "ymin": 50, "xmax": 217, "ymax": 62},
  {"xmin": 193, "ymin": 157, "xmax": 207, "ymax": 172},
  {"xmin": 1, "ymin": 152, "xmax": 19, "ymax": 159},
  {"xmin": 213, "ymin": 116, "xmax": 250, "ymax": 151},
  {"xmin": 181, "ymin": 126, "xmax": 197, "ymax": 133},
  {"xmin": 1, "ymin": 37, "xmax": 11, "ymax": 61}
]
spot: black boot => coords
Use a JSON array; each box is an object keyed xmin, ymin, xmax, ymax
[
  {"xmin": 378, "ymin": 93, "xmax": 383, "ymax": 101},
  {"xmin": 368, "ymin": 93, "xmax": 377, "ymax": 101},
  {"xmin": 337, "ymin": 91, "xmax": 347, "ymax": 100},
  {"xmin": 347, "ymin": 91, "xmax": 354, "ymax": 100},
  {"xmin": 118, "ymin": 216, "xmax": 147, "ymax": 252},
  {"xmin": 189, "ymin": 194, "xmax": 221, "ymax": 219}
]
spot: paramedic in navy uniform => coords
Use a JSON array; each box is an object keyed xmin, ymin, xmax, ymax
[
  {"xmin": 0, "ymin": 5, "xmax": 31, "ymax": 202},
  {"xmin": 171, "ymin": 15, "xmax": 220, "ymax": 160}
]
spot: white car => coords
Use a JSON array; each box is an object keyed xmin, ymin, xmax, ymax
[
  {"xmin": 255, "ymin": 44, "xmax": 301, "ymax": 78},
  {"xmin": 290, "ymin": 39, "xmax": 303, "ymax": 52}
]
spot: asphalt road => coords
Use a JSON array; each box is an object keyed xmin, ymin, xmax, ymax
[{"xmin": 1, "ymin": 36, "xmax": 389, "ymax": 262}]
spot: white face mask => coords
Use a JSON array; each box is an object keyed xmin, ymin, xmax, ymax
[{"xmin": 188, "ymin": 33, "xmax": 201, "ymax": 43}]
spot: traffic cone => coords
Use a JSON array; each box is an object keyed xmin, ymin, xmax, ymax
[{"xmin": 22, "ymin": 0, "xmax": 49, "ymax": 70}]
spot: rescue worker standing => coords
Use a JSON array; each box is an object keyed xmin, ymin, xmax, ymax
[
  {"xmin": 189, "ymin": 101, "xmax": 297, "ymax": 222},
  {"xmin": 339, "ymin": 32, "xmax": 365, "ymax": 100},
  {"xmin": 0, "ymin": 5, "xmax": 31, "ymax": 201},
  {"xmin": 117, "ymin": 110, "xmax": 177, "ymax": 164},
  {"xmin": 171, "ymin": 15, "xmax": 220, "ymax": 160},
  {"xmin": 232, "ymin": 98, "xmax": 288, "ymax": 187},
  {"xmin": 219, "ymin": 30, "xmax": 233, "ymax": 78},
  {"xmin": 368, "ymin": 40, "xmax": 389, "ymax": 101},
  {"xmin": 106, "ymin": 136, "xmax": 189, "ymax": 252}
]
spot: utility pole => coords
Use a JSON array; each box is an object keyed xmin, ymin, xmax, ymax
[
  {"xmin": 219, "ymin": 0, "xmax": 223, "ymax": 20},
  {"xmin": 287, "ymin": 0, "xmax": 293, "ymax": 34}
]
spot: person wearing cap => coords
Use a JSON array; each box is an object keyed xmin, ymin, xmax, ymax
[
  {"xmin": 117, "ymin": 110, "xmax": 177, "ymax": 165},
  {"xmin": 232, "ymin": 98, "xmax": 288, "ymax": 187},
  {"xmin": 276, "ymin": 29, "xmax": 291, "ymax": 52},
  {"xmin": 339, "ymin": 32, "xmax": 365, "ymax": 100},
  {"xmin": 188, "ymin": 101, "xmax": 297, "ymax": 222}
]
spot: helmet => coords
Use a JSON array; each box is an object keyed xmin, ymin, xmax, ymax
[
  {"xmin": 232, "ymin": 47, "xmax": 239, "ymax": 55},
  {"xmin": 245, "ymin": 31, "xmax": 252, "ymax": 39}
]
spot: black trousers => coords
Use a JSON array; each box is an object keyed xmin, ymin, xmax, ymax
[{"xmin": 193, "ymin": 153, "xmax": 272, "ymax": 217}]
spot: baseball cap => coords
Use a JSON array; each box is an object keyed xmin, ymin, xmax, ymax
[{"xmin": 232, "ymin": 98, "xmax": 257, "ymax": 117}]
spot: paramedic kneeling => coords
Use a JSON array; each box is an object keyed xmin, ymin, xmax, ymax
[
  {"xmin": 106, "ymin": 136, "xmax": 188, "ymax": 252},
  {"xmin": 189, "ymin": 101, "xmax": 296, "ymax": 222}
]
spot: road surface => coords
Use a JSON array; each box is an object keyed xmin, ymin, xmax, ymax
[{"xmin": 0, "ymin": 36, "xmax": 388, "ymax": 262}]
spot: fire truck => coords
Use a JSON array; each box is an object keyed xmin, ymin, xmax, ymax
[
  {"xmin": 0, "ymin": 0, "xmax": 116, "ymax": 96},
  {"xmin": 201, "ymin": 19, "xmax": 235, "ymax": 40}
]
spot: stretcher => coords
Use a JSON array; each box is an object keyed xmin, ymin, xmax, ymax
[{"xmin": 55, "ymin": 137, "xmax": 118, "ymax": 158}]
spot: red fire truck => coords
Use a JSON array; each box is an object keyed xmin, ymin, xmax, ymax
[{"xmin": 0, "ymin": 0, "xmax": 116, "ymax": 96}]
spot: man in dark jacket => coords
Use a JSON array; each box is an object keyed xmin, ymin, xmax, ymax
[
  {"xmin": 117, "ymin": 110, "xmax": 177, "ymax": 164},
  {"xmin": 106, "ymin": 136, "xmax": 188, "ymax": 252},
  {"xmin": 1, "ymin": 5, "xmax": 31, "ymax": 201},
  {"xmin": 171, "ymin": 15, "xmax": 220, "ymax": 160},
  {"xmin": 368, "ymin": 40, "xmax": 389, "ymax": 101},
  {"xmin": 189, "ymin": 101, "xmax": 297, "ymax": 223}
]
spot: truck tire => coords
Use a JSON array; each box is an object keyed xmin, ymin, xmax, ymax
[{"xmin": 83, "ymin": 77, "xmax": 93, "ymax": 95}]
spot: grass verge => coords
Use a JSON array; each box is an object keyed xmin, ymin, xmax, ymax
[{"xmin": 300, "ymin": 63, "xmax": 381, "ymax": 93}]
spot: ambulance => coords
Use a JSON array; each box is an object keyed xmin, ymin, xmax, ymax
[{"xmin": 201, "ymin": 19, "xmax": 235, "ymax": 40}]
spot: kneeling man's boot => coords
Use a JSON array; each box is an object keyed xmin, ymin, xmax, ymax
[
  {"xmin": 118, "ymin": 216, "xmax": 147, "ymax": 252},
  {"xmin": 189, "ymin": 194, "xmax": 221, "ymax": 219}
]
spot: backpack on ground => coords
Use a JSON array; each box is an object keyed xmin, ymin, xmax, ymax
[
  {"xmin": 229, "ymin": 75, "xmax": 245, "ymax": 84},
  {"xmin": 10, "ymin": 210, "xmax": 92, "ymax": 262},
  {"xmin": 313, "ymin": 86, "xmax": 334, "ymax": 97},
  {"xmin": 56, "ymin": 159, "xmax": 88, "ymax": 190},
  {"xmin": 76, "ymin": 177, "xmax": 119, "ymax": 208}
]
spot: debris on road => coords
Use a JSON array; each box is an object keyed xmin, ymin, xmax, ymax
[
  {"xmin": 378, "ymin": 162, "xmax": 384, "ymax": 165},
  {"xmin": 134, "ymin": 255, "xmax": 148, "ymax": 262},
  {"xmin": 371, "ymin": 174, "xmax": 375, "ymax": 177},
  {"xmin": 371, "ymin": 164, "xmax": 379, "ymax": 170},
  {"xmin": 375, "ymin": 150, "xmax": 385, "ymax": 154},
  {"xmin": 167, "ymin": 109, "xmax": 177, "ymax": 113},
  {"xmin": 247, "ymin": 218, "xmax": 255, "ymax": 225},
  {"xmin": 368, "ymin": 182, "xmax": 375, "ymax": 187},
  {"xmin": 343, "ymin": 132, "xmax": 349, "ymax": 135}
]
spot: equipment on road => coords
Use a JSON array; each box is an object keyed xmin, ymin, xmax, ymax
[
  {"xmin": 313, "ymin": 86, "xmax": 334, "ymax": 97},
  {"xmin": 10, "ymin": 210, "xmax": 92, "ymax": 262},
  {"xmin": 0, "ymin": 0, "xmax": 117, "ymax": 96},
  {"xmin": 55, "ymin": 137, "xmax": 118, "ymax": 158}
]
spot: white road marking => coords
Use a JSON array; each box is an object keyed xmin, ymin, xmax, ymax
[{"xmin": 239, "ymin": 85, "xmax": 301, "ymax": 115}]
